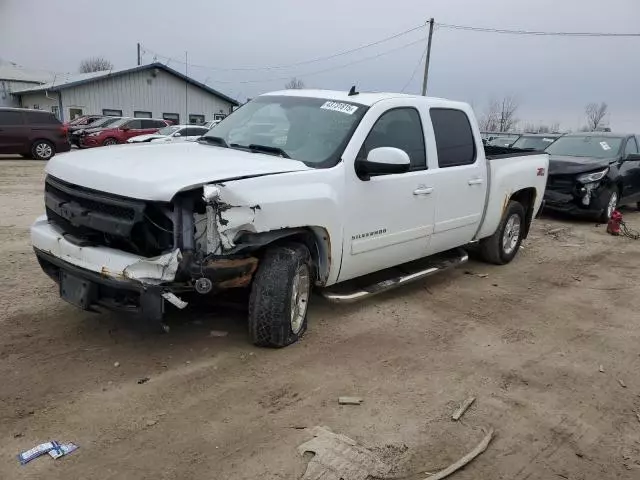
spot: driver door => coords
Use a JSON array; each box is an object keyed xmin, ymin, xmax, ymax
[
  {"xmin": 338, "ymin": 103, "xmax": 436, "ymax": 282},
  {"xmin": 620, "ymin": 136, "xmax": 640, "ymax": 203}
]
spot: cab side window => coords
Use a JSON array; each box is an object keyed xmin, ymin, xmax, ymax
[
  {"xmin": 360, "ymin": 108, "xmax": 426, "ymax": 170},
  {"xmin": 430, "ymin": 108, "xmax": 476, "ymax": 168}
]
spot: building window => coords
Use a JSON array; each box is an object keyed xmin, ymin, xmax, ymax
[
  {"xmin": 134, "ymin": 110, "xmax": 152, "ymax": 118},
  {"xmin": 69, "ymin": 108, "xmax": 83, "ymax": 120},
  {"xmin": 32, "ymin": 104, "xmax": 41, "ymax": 110},
  {"xmin": 189, "ymin": 114, "xmax": 205, "ymax": 125},
  {"xmin": 213, "ymin": 114, "xmax": 226, "ymax": 121},
  {"xmin": 51, "ymin": 106, "xmax": 60, "ymax": 119},
  {"xmin": 103, "ymin": 108, "xmax": 123, "ymax": 116},
  {"xmin": 163, "ymin": 113, "xmax": 180, "ymax": 125}
]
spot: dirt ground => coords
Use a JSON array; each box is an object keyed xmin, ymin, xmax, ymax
[{"xmin": 2, "ymin": 155, "xmax": 640, "ymax": 479}]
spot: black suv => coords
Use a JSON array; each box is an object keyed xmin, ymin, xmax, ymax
[
  {"xmin": 544, "ymin": 133, "xmax": 640, "ymax": 221},
  {"xmin": 0, "ymin": 108, "xmax": 71, "ymax": 160}
]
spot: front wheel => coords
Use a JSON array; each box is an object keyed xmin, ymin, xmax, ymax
[
  {"xmin": 31, "ymin": 140, "xmax": 55, "ymax": 160},
  {"xmin": 103, "ymin": 138, "xmax": 118, "ymax": 146},
  {"xmin": 598, "ymin": 189, "xmax": 618, "ymax": 223},
  {"xmin": 248, "ymin": 244, "xmax": 311, "ymax": 347},
  {"xmin": 479, "ymin": 200, "xmax": 526, "ymax": 265}
]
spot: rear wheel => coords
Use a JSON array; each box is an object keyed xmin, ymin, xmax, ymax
[
  {"xmin": 31, "ymin": 140, "xmax": 54, "ymax": 160},
  {"xmin": 103, "ymin": 138, "xmax": 118, "ymax": 146},
  {"xmin": 248, "ymin": 243, "xmax": 311, "ymax": 348},
  {"xmin": 479, "ymin": 201, "xmax": 525, "ymax": 265}
]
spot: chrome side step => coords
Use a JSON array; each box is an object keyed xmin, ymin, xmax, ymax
[{"xmin": 320, "ymin": 248, "xmax": 469, "ymax": 304}]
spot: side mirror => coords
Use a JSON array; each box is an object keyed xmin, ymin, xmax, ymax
[
  {"xmin": 355, "ymin": 147, "xmax": 411, "ymax": 181},
  {"xmin": 173, "ymin": 132, "xmax": 182, "ymax": 137},
  {"xmin": 625, "ymin": 153, "xmax": 640, "ymax": 161}
]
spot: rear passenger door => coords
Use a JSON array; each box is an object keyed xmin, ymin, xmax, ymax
[
  {"xmin": 143, "ymin": 119, "xmax": 167, "ymax": 134},
  {"xmin": 0, "ymin": 110, "xmax": 26, "ymax": 153},
  {"xmin": 121, "ymin": 119, "xmax": 144, "ymax": 140},
  {"xmin": 425, "ymin": 108, "xmax": 488, "ymax": 254}
]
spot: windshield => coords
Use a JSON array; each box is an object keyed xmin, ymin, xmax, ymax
[
  {"xmin": 203, "ymin": 95, "xmax": 367, "ymax": 166},
  {"xmin": 545, "ymin": 135, "xmax": 623, "ymax": 158},
  {"xmin": 105, "ymin": 118, "xmax": 130, "ymax": 128},
  {"xmin": 512, "ymin": 136, "xmax": 558, "ymax": 151},
  {"xmin": 488, "ymin": 136, "xmax": 518, "ymax": 146},
  {"xmin": 157, "ymin": 125, "xmax": 181, "ymax": 136}
]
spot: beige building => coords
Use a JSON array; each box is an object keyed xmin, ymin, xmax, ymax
[{"xmin": 13, "ymin": 63, "xmax": 238, "ymax": 124}]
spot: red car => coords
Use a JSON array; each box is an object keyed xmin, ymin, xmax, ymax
[{"xmin": 80, "ymin": 118, "xmax": 171, "ymax": 147}]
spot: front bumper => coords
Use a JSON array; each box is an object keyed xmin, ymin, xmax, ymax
[
  {"xmin": 31, "ymin": 215, "xmax": 183, "ymax": 320},
  {"xmin": 78, "ymin": 136, "xmax": 101, "ymax": 148},
  {"xmin": 543, "ymin": 184, "xmax": 610, "ymax": 217},
  {"xmin": 35, "ymin": 247, "xmax": 170, "ymax": 321}
]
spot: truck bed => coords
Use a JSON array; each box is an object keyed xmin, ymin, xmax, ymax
[{"xmin": 484, "ymin": 145, "xmax": 545, "ymax": 159}]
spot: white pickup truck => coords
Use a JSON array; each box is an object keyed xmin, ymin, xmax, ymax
[{"xmin": 31, "ymin": 89, "xmax": 548, "ymax": 347}]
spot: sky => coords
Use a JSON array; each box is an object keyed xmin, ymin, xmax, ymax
[{"xmin": 1, "ymin": 0, "xmax": 639, "ymax": 132}]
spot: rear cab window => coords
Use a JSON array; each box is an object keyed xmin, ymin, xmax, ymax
[{"xmin": 430, "ymin": 108, "xmax": 476, "ymax": 168}]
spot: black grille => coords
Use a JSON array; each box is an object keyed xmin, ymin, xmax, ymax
[
  {"xmin": 45, "ymin": 177, "xmax": 137, "ymax": 220},
  {"xmin": 44, "ymin": 176, "xmax": 174, "ymax": 256}
]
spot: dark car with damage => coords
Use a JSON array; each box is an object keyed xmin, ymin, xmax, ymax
[{"xmin": 543, "ymin": 133, "xmax": 640, "ymax": 222}]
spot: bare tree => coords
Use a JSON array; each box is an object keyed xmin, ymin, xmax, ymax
[
  {"xmin": 585, "ymin": 102, "xmax": 608, "ymax": 131},
  {"xmin": 285, "ymin": 77, "xmax": 305, "ymax": 89},
  {"xmin": 479, "ymin": 99, "xmax": 500, "ymax": 132},
  {"xmin": 497, "ymin": 96, "xmax": 519, "ymax": 132},
  {"xmin": 79, "ymin": 57, "xmax": 113, "ymax": 73}
]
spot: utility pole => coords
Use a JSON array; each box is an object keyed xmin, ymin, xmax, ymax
[
  {"xmin": 137, "ymin": 43, "xmax": 141, "ymax": 66},
  {"xmin": 185, "ymin": 51, "xmax": 188, "ymax": 125},
  {"xmin": 421, "ymin": 18, "xmax": 435, "ymax": 96}
]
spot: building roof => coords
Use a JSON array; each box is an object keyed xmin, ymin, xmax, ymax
[
  {"xmin": 13, "ymin": 63, "xmax": 239, "ymax": 106},
  {"xmin": 0, "ymin": 59, "xmax": 56, "ymax": 84}
]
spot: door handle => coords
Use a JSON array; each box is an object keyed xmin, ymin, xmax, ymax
[
  {"xmin": 413, "ymin": 187, "xmax": 434, "ymax": 195},
  {"xmin": 468, "ymin": 178, "xmax": 484, "ymax": 185}
]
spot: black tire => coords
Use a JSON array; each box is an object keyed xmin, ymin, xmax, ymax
[
  {"xmin": 103, "ymin": 138, "xmax": 118, "ymax": 146},
  {"xmin": 598, "ymin": 189, "xmax": 618, "ymax": 223},
  {"xmin": 479, "ymin": 200, "xmax": 526, "ymax": 265},
  {"xmin": 31, "ymin": 140, "xmax": 55, "ymax": 160},
  {"xmin": 248, "ymin": 243, "xmax": 312, "ymax": 348},
  {"xmin": 636, "ymin": 202, "xmax": 640, "ymax": 211}
]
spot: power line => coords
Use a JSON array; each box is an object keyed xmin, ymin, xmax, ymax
[
  {"xmin": 152, "ymin": 36, "xmax": 427, "ymax": 85},
  {"xmin": 141, "ymin": 23, "xmax": 425, "ymax": 73},
  {"xmin": 436, "ymin": 22, "xmax": 640, "ymax": 37},
  {"xmin": 401, "ymin": 40, "xmax": 429, "ymax": 93}
]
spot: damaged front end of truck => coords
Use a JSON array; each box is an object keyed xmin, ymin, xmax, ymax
[{"xmin": 33, "ymin": 175, "xmax": 306, "ymax": 325}]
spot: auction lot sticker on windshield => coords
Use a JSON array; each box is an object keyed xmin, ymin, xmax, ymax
[
  {"xmin": 321, "ymin": 101, "xmax": 359, "ymax": 115},
  {"xmin": 600, "ymin": 141, "xmax": 611, "ymax": 151}
]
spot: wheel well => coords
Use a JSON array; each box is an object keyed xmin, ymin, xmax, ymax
[
  {"xmin": 233, "ymin": 227, "xmax": 331, "ymax": 286},
  {"xmin": 510, "ymin": 188, "xmax": 536, "ymax": 238},
  {"xmin": 103, "ymin": 137, "xmax": 117, "ymax": 144}
]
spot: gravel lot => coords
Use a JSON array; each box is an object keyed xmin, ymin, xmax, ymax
[{"xmin": 1, "ymin": 155, "xmax": 640, "ymax": 479}]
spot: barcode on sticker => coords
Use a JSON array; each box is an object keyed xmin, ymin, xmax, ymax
[{"xmin": 320, "ymin": 101, "xmax": 358, "ymax": 115}]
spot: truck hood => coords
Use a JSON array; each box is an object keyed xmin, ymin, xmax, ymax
[
  {"xmin": 46, "ymin": 142, "xmax": 311, "ymax": 201},
  {"xmin": 548, "ymin": 155, "xmax": 616, "ymax": 175}
]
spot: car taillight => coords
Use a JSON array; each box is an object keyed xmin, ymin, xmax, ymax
[{"xmin": 60, "ymin": 125, "xmax": 68, "ymax": 136}]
